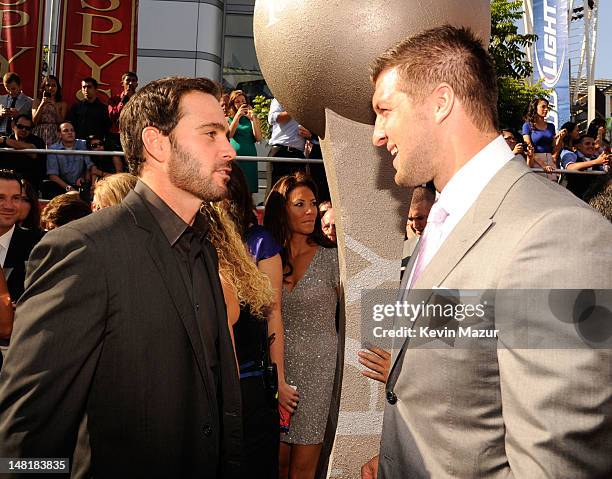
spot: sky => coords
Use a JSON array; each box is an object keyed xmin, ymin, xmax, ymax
[{"xmin": 595, "ymin": 1, "xmax": 611, "ymax": 79}]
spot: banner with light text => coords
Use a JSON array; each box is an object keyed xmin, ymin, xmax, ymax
[
  {"xmin": 0, "ymin": 0, "xmax": 45, "ymax": 98},
  {"xmin": 532, "ymin": 0, "xmax": 570, "ymax": 129},
  {"xmin": 56, "ymin": 0, "xmax": 138, "ymax": 105}
]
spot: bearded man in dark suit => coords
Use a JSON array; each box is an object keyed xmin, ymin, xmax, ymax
[{"xmin": 0, "ymin": 77, "xmax": 242, "ymax": 478}]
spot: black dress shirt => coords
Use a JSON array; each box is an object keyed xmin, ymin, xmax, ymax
[
  {"xmin": 68, "ymin": 98, "xmax": 111, "ymax": 140},
  {"xmin": 134, "ymin": 181, "xmax": 220, "ymax": 387}
]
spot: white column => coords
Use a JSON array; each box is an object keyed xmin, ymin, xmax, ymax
[{"xmin": 137, "ymin": 0, "xmax": 224, "ymax": 86}]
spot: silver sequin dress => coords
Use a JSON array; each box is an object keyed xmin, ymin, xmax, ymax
[{"xmin": 281, "ymin": 246, "xmax": 339, "ymax": 445}]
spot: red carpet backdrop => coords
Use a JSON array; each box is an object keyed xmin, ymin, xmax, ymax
[
  {"xmin": 0, "ymin": 0, "xmax": 46, "ymax": 97},
  {"xmin": 56, "ymin": 0, "xmax": 138, "ymax": 105}
]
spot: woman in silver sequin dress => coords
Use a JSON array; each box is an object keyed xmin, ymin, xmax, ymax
[{"xmin": 264, "ymin": 172, "xmax": 339, "ymax": 479}]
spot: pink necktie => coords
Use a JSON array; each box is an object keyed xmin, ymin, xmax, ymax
[{"xmin": 409, "ymin": 203, "xmax": 449, "ymax": 287}]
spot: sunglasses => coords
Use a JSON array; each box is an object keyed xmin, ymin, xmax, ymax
[
  {"xmin": 16, "ymin": 124, "xmax": 32, "ymax": 131},
  {"xmin": 90, "ymin": 142, "xmax": 104, "ymax": 148}
]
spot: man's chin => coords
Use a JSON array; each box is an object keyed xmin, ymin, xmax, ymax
[
  {"xmin": 395, "ymin": 171, "xmax": 432, "ymax": 189},
  {"xmin": 201, "ymin": 183, "xmax": 228, "ymax": 202}
]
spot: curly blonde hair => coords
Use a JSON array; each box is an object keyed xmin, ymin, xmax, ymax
[{"xmin": 201, "ymin": 202, "xmax": 273, "ymax": 318}]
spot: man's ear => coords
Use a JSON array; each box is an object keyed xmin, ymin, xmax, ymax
[
  {"xmin": 432, "ymin": 83, "xmax": 454, "ymax": 125},
  {"xmin": 142, "ymin": 126, "xmax": 170, "ymax": 164}
]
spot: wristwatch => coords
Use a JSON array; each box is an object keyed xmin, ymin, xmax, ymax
[{"xmin": 65, "ymin": 185, "xmax": 73, "ymax": 191}]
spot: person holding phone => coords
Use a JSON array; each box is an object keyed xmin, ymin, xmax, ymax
[
  {"xmin": 521, "ymin": 97, "xmax": 562, "ymax": 181},
  {"xmin": 227, "ymin": 90, "xmax": 262, "ymax": 194},
  {"xmin": 31, "ymin": 75, "xmax": 67, "ymax": 147},
  {"xmin": 0, "ymin": 73, "xmax": 32, "ymax": 136}
]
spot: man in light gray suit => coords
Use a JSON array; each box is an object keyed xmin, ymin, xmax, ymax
[{"xmin": 361, "ymin": 25, "xmax": 612, "ymax": 478}]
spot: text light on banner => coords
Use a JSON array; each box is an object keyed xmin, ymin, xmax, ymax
[
  {"xmin": 533, "ymin": 0, "xmax": 570, "ymax": 129},
  {"xmin": 56, "ymin": 0, "xmax": 138, "ymax": 105},
  {"xmin": 0, "ymin": 0, "xmax": 45, "ymax": 98}
]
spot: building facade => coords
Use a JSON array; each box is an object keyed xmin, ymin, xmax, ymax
[{"xmin": 137, "ymin": 0, "xmax": 263, "ymax": 94}]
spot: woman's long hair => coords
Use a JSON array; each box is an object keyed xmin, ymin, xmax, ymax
[
  {"xmin": 559, "ymin": 121, "xmax": 578, "ymax": 150},
  {"xmin": 93, "ymin": 173, "xmax": 137, "ymax": 209},
  {"xmin": 222, "ymin": 163, "xmax": 258, "ymax": 242},
  {"xmin": 227, "ymin": 90, "xmax": 246, "ymax": 118},
  {"xmin": 40, "ymin": 75, "xmax": 63, "ymax": 102},
  {"xmin": 525, "ymin": 97, "xmax": 549, "ymax": 128},
  {"xmin": 202, "ymin": 202, "xmax": 273, "ymax": 318},
  {"xmin": 263, "ymin": 171, "xmax": 334, "ymax": 281}
]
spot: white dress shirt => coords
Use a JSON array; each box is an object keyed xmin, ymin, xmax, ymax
[
  {"xmin": 408, "ymin": 135, "xmax": 515, "ymax": 287},
  {"xmin": 0, "ymin": 224, "xmax": 16, "ymax": 267},
  {"xmin": 267, "ymin": 99, "xmax": 306, "ymax": 151}
]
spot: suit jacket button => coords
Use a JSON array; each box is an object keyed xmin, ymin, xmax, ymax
[
  {"xmin": 203, "ymin": 424, "xmax": 213, "ymax": 437},
  {"xmin": 386, "ymin": 391, "xmax": 397, "ymax": 405}
]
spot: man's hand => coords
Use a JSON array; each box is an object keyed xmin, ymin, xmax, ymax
[
  {"xmin": 512, "ymin": 143, "xmax": 524, "ymax": 156},
  {"xmin": 594, "ymin": 152, "xmax": 610, "ymax": 167},
  {"xmin": 358, "ymin": 348, "xmax": 391, "ymax": 383},
  {"xmin": 361, "ymin": 455, "xmax": 379, "ymax": 479},
  {"xmin": 298, "ymin": 125, "xmax": 312, "ymax": 139}
]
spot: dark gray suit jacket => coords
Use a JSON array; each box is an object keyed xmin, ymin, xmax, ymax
[
  {"xmin": 379, "ymin": 158, "xmax": 612, "ymax": 478},
  {"xmin": 0, "ymin": 190, "xmax": 242, "ymax": 478}
]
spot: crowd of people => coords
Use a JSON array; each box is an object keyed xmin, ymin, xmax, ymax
[
  {"xmin": 0, "ymin": 25, "xmax": 611, "ymax": 479},
  {"xmin": 500, "ymin": 98, "xmax": 610, "ymax": 201},
  {"xmin": 0, "ymin": 71, "xmax": 138, "ymax": 202}
]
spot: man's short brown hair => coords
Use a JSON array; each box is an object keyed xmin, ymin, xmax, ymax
[
  {"xmin": 371, "ymin": 25, "xmax": 498, "ymax": 133},
  {"xmin": 119, "ymin": 76, "xmax": 221, "ymax": 175},
  {"xmin": 3, "ymin": 72, "xmax": 21, "ymax": 86}
]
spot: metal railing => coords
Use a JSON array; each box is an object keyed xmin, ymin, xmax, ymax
[
  {"xmin": 0, "ymin": 148, "xmax": 325, "ymax": 163},
  {"xmin": 0, "ymin": 147, "xmax": 605, "ymax": 172}
]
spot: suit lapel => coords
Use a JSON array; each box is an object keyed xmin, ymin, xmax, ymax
[
  {"xmin": 413, "ymin": 158, "xmax": 530, "ymax": 289},
  {"xmin": 123, "ymin": 192, "xmax": 210, "ymax": 387},
  {"xmin": 387, "ymin": 158, "xmax": 531, "ymax": 388},
  {"xmin": 397, "ymin": 237, "xmax": 421, "ymax": 301}
]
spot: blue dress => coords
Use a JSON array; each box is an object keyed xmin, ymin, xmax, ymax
[
  {"xmin": 246, "ymin": 225, "xmax": 281, "ymax": 262},
  {"xmin": 521, "ymin": 122, "xmax": 555, "ymax": 153}
]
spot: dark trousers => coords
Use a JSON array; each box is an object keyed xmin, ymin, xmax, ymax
[
  {"xmin": 268, "ymin": 145, "xmax": 306, "ymax": 188},
  {"xmin": 268, "ymin": 144, "xmax": 330, "ymax": 201}
]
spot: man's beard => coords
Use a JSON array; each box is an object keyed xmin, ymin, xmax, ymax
[{"xmin": 168, "ymin": 141, "xmax": 227, "ymax": 202}]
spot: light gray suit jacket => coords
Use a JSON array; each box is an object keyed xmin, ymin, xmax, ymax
[{"xmin": 379, "ymin": 158, "xmax": 612, "ymax": 478}]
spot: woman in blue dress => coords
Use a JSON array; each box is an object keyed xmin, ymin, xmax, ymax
[{"xmin": 522, "ymin": 97, "xmax": 562, "ymax": 181}]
